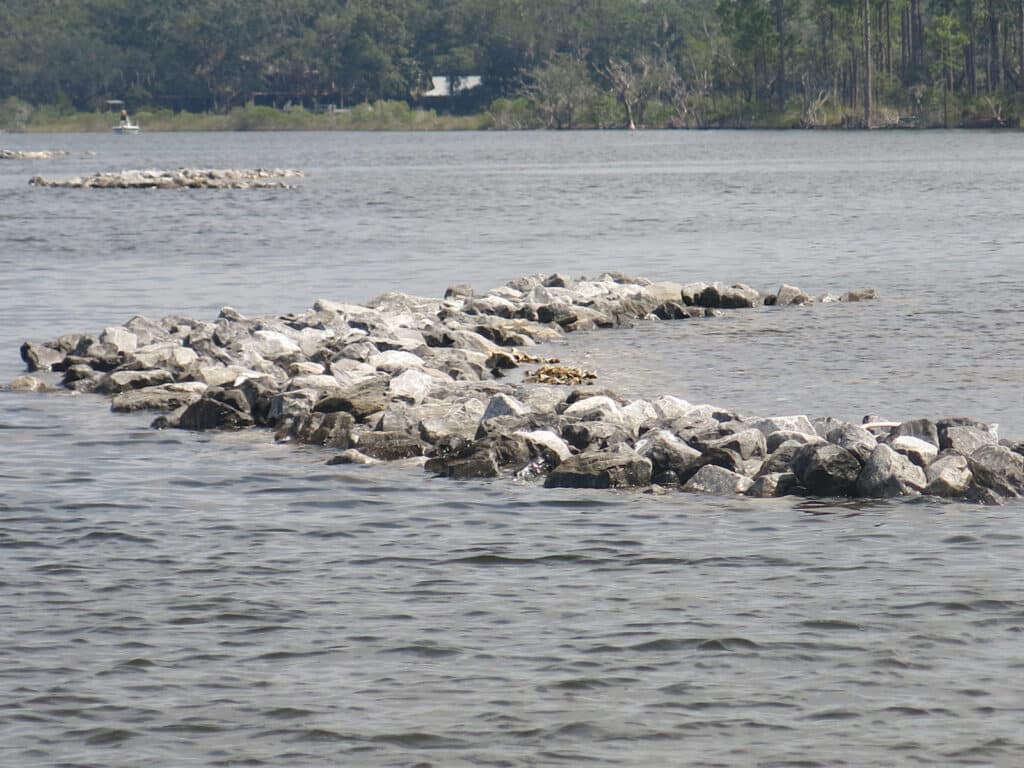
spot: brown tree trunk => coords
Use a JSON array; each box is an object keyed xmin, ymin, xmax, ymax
[
  {"xmin": 863, "ymin": 0, "xmax": 873, "ymax": 126},
  {"xmin": 967, "ymin": 0, "xmax": 978, "ymax": 96},
  {"xmin": 774, "ymin": 0, "xmax": 787, "ymax": 109},
  {"xmin": 989, "ymin": 0, "xmax": 1003, "ymax": 89}
]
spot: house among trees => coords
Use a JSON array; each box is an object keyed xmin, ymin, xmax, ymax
[{"xmin": 417, "ymin": 76, "xmax": 485, "ymax": 114}]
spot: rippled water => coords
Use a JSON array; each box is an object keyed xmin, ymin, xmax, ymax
[{"xmin": 1, "ymin": 130, "xmax": 1023, "ymax": 766}]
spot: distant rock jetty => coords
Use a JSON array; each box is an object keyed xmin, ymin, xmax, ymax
[
  {"xmin": 16, "ymin": 273, "xmax": 1024, "ymax": 504},
  {"xmin": 1, "ymin": 149, "xmax": 69, "ymax": 160},
  {"xmin": 28, "ymin": 168, "xmax": 303, "ymax": 189}
]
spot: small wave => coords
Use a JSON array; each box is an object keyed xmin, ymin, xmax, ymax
[
  {"xmin": 800, "ymin": 619, "xmax": 864, "ymax": 631},
  {"xmin": 380, "ymin": 643, "xmax": 461, "ymax": 658}
]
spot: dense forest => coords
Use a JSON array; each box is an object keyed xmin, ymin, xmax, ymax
[{"xmin": 2, "ymin": 0, "xmax": 1023, "ymax": 128}]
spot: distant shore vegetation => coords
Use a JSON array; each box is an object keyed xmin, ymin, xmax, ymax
[{"xmin": 3, "ymin": 0, "xmax": 1024, "ymax": 132}]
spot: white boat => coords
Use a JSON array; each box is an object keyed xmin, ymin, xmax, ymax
[{"xmin": 112, "ymin": 120, "xmax": 140, "ymax": 134}]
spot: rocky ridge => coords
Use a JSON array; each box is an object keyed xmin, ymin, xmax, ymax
[
  {"xmin": 15, "ymin": 272, "xmax": 1023, "ymax": 504},
  {"xmin": 28, "ymin": 168, "xmax": 303, "ymax": 189},
  {"xmin": 1, "ymin": 149, "xmax": 70, "ymax": 160}
]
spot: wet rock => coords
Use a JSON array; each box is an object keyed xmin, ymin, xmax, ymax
[
  {"xmin": 179, "ymin": 396, "xmax": 255, "ymax": 431},
  {"xmin": 772, "ymin": 284, "xmax": 813, "ymax": 306},
  {"xmin": 355, "ymin": 431, "xmax": 424, "ymax": 461},
  {"xmin": 759, "ymin": 440, "xmax": 807, "ymax": 476},
  {"xmin": 634, "ymin": 429, "xmax": 707, "ymax": 476},
  {"xmin": 683, "ymin": 464, "xmax": 754, "ymax": 495},
  {"xmin": 111, "ymin": 382, "xmax": 206, "ymax": 412},
  {"xmin": 8, "ymin": 375, "xmax": 50, "ymax": 393},
  {"xmin": 968, "ymin": 444, "xmax": 1024, "ymax": 498},
  {"xmin": 428, "ymin": 448, "xmax": 501, "ymax": 479},
  {"xmin": 279, "ymin": 411, "xmax": 355, "ymax": 447},
  {"xmin": 314, "ymin": 380, "xmax": 390, "ymax": 422},
  {"xmin": 791, "ymin": 443, "xmax": 862, "ymax": 497},
  {"xmin": 327, "ymin": 449, "xmax": 381, "ymax": 466},
  {"xmin": 20, "ymin": 341, "xmax": 65, "ymax": 372},
  {"xmin": 544, "ymin": 448, "xmax": 652, "ymax": 489},
  {"xmin": 652, "ymin": 301, "xmax": 703, "ymax": 320},
  {"xmin": 1, "ymin": 149, "xmax": 69, "ymax": 160},
  {"xmin": 855, "ymin": 444, "xmax": 927, "ymax": 498},
  {"xmin": 924, "ymin": 453, "xmax": 973, "ymax": 497},
  {"xmin": 746, "ymin": 472, "xmax": 798, "ymax": 498},
  {"xmin": 693, "ymin": 282, "xmax": 762, "ymax": 309},
  {"xmin": 98, "ymin": 368, "xmax": 174, "ymax": 395}
]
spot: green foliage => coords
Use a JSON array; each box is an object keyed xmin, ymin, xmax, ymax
[
  {"xmin": 483, "ymin": 97, "xmax": 540, "ymax": 129},
  {"xmin": 3, "ymin": 0, "xmax": 1024, "ymax": 129}
]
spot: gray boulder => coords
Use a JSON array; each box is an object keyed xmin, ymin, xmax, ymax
[
  {"xmin": 855, "ymin": 444, "xmax": 927, "ymax": 498},
  {"xmin": 98, "ymin": 369, "xmax": 175, "ymax": 395},
  {"xmin": 693, "ymin": 282, "xmax": 762, "ymax": 309},
  {"xmin": 683, "ymin": 464, "xmax": 754, "ymax": 495},
  {"xmin": 544, "ymin": 449, "xmax": 652, "ymax": 489},
  {"xmin": 111, "ymin": 383, "xmax": 206, "ymax": 412},
  {"xmin": 924, "ymin": 453, "xmax": 974, "ymax": 497},
  {"xmin": 826, "ymin": 423, "xmax": 877, "ymax": 463},
  {"xmin": 355, "ymin": 431, "xmax": 424, "ymax": 461},
  {"xmin": 20, "ymin": 342, "xmax": 65, "ymax": 372},
  {"xmin": 940, "ymin": 424, "xmax": 997, "ymax": 455},
  {"xmin": 891, "ymin": 418, "xmax": 939, "ymax": 448},
  {"xmin": 791, "ymin": 443, "xmax": 862, "ymax": 497},
  {"xmin": 8, "ymin": 375, "xmax": 50, "ymax": 393},
  {"xmin": 634, "ymin": 429, "xmax": 704, "ymax": 479},
  {"xmin": 969, "ymin": 444, "xmax": 1024, "ymax": 498},
  {"xmin": 773, "ymin": 284, "xmax": 813, "ymax": 306},
  {"xmin": 179, "ymin": 396, "xmax": 255, "ymax": 431},
  {"xmin": 889, "ymin": 435, "xmax": 939, "ymax": 467},
  {"xmin": 702, "ymin": 428, "xmax": 767, "ymax": 460},
  {"xmin": 746, "ymin": 472, "xmax": 798, "ymax": 498}
]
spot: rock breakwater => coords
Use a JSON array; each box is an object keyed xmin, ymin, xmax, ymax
[
  {"xmin": 16, "ymin": 273, "xmax": 1024, "ymax": 504},
  {"xmin": 1, "ymin": 149, "xmax": 69, "ymax": 160},
  {"xmin": 28, "ymin": 168, "xmax": 303, "ymax": 189}
]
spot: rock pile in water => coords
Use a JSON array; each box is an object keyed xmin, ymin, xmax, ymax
[
  {"xmin": 28, "ymin": 168, "xmax": 302, "ymax": 189},
  {"xmin": 1, "ymin": 149, "xmax": 69, "ymax": 160},
  {"xmin": 16, "ymin": 272, "xmax": 1023, "ymax": 504}
]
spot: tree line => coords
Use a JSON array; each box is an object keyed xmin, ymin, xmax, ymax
[{"xmin": 2, "ymin": 0, "xmax": 1023, "ymax": 128}]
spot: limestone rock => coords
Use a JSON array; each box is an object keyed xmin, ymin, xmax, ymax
[
  {"xmin": 791, "ymin": 443, "xmax": 862, "ymax": 497},
  {"xmin": 634, "ymin": 429, "xmax": 704, "ymax": 480},
  {"xmin": 826, "ymin": 423, "xmax": 877, "ymax": 464},
  {"xmin": 111, "ymin": 383, "xmax": 206, "ymax": 412},
  {"xmin": 683, "ymin": 464, "xmax": 754, "ymax": 495},
  {"xmin": 544, "ymin": 449, "xmax": 652, "ymax": 489},
  {"xmin": 746, "ymin": 472, "xmax": 798, "ymax": 498},
  {"xmin": 179, "ymin": 397, "xmax": 255, "ymax": 431},
  {"xmin": 355, "ymin": 431, "xmax": 424, "ymax": 461},
  {"xmin": 968, "ymin": 444, "xmax": 1024, "ymax": 498},
  {"xmin": 8, "ymin": 375, "xmax": 50, "ymax": 393},
  {"xmin": 889, "ymin": 435, "xmax": 939, "ymax": 467},
  {"xmin": 924, "ymin": 453, "xmax": 973, "ymax": 497},
  {"xmin": 855, "ymin": 444, "xmax": 927, "ymax": 498}
]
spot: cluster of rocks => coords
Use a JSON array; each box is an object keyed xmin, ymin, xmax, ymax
[
  {"xmin": 1, "ymin": 149, "xmax": 69, "ymax": 160},
  {"xmin": 15, "ymin": 272, "xmax": 1024, "ymax": 504},
  {"xmin": 28, "ymin": 168, "xmax": 303, "ymax": 189}
]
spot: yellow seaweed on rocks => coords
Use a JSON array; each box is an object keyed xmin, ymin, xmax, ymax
[{"xmin": 525, "ymin": 364, "xmax": 597, "ymax": 385}]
